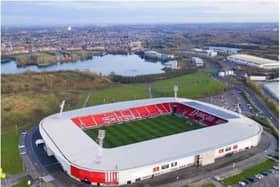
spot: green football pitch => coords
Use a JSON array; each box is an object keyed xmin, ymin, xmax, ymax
[{"xmin": 85, "ymin": 115, "xmax": 204, "ymax": 148}]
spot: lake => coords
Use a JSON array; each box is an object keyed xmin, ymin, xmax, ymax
[{"xmin": 1, "ymin": 54, "xmax": 167, "ymax": 76}]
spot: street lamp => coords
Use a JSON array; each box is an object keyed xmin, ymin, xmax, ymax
[{"xmin": 174, "ymin": 84, "xmax": 178, "ymax": 99}]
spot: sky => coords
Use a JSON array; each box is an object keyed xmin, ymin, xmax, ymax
[{"xmin": 1, "ymin": 0, "xmax": 279, "ymax": 27}]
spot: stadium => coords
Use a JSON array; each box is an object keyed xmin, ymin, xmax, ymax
[{"xmin": 39, "ymin": 97, "xmax": 263, "ymax": 186}]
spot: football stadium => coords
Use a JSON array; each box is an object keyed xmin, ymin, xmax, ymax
[{"xmin": 39, "ymin": 97, "xmax": 263, "ymax": 186}]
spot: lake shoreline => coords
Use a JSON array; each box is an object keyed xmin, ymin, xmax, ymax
[{"xmin": 1, "ymin": 54, "xmax": 172, "ymax": 76}]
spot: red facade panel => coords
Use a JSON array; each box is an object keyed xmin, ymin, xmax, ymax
[{"xmin": 70, "ymin": 165, "xmax": 106, "ymax": 184}]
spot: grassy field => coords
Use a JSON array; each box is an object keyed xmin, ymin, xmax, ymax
[
  {"xmin": 85, "ymin": 115, "xmax": 203, "ymax": 148},
  {"xmin": 222, "ymin": 159, "xmax": 275, "ymax": 185},
  {"xmin": 152, "ymin": 72, "xmax": 226, "ymax": 98},
  {"xmin": 86, "ymin": 72, "xmax": 226, "ymax": 106},
  {"xmin": 1, "ymin": 71, "xmax": 225, "ymax": 175},
  {"xmin": 86, "ymin": 84, "xmax": 148, "ymax": 106}
]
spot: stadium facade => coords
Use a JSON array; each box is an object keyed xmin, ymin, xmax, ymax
[{"xmin": 39, "ymin": 97, "xmax": 262, "ymax": 186}]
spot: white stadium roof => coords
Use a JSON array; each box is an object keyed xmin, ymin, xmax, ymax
[{"xmin": 40, "ymin": 97, "xmax": 262, "ymax": 171}]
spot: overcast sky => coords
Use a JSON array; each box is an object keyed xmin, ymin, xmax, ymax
[{"xmin": 2, "ymin": 0, "xmax": 279, "ymax": 27}]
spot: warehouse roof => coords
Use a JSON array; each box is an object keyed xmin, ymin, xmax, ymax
[
  {"xmin": 228, "ymin": 54, "xmax": 278, "ymax": 65},
  {"xmin": 40, "ymin": 97, "xmax": 262, "ymax": 171}
]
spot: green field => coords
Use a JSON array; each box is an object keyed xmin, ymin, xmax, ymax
[
  {"xmin": 222, "ymin": 159, "xmax": 275, "ymax": 185},
  {"xmin": 86, "ymin": 72, "xmax": 226, "ymax": 106},
  {"xmin": 85, "ymin": 115, "xmax": 203, "ymax": 148}
]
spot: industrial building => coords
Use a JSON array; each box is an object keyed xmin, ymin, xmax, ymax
[
  {"xmin": 192, "ymin": 57, "xmax": 204, "ymax": 67},
  {"xmin": 164, "ymin": 60, "xmax": 178, "ymax": 70},
  {"xmin": 144, "ymin": 50, "xmax": 174, "ymax": 61},
  {"xmin": 192, "ymin": 48, "xmax": 218, "ymax": 57},
  {"xmin": 209, "ymin": 46, "xmax": 241, "ymax": 54},
  {"xmin": 227, "ymin": 54, "xmax": 279, "ymax": 69},
  {"xmin": 39, "ymin": 97, "xmax": 262, "ymax": 186}
]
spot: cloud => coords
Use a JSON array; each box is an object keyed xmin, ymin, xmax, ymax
[{"xmin": 2, "ymin": 0, "xmax": 278, "ymax": 26}]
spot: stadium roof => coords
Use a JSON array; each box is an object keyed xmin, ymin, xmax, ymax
[
  {"xmin": 40, "ymin": 97, "xmax": 262, "ymax": 171},
  {"xmin": 184, "ymin": 101, "xmax": 239, "ymax": 119}
]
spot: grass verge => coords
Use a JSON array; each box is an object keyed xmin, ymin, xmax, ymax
[{"xmin": 222, "ymin": 159, "xmax": 275, "ymax": 185}]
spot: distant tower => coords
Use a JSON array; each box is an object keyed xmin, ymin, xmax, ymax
[
  {"xmin": 96, "ymin": 130, "xmax": 106, "ymax": 163},
  {"xmin": 68, "ymin": 26, "xmax": 72, "ymax": 31}
]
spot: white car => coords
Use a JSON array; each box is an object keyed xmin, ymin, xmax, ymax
[
  {"xmin": 255, "ymin": 174, "xmax": 264, "ymax": 180},
  {"xmin": 238, "ymin": 181, "xmax": 246, "ymax": 186},
  {"xmin": 213, "ymin": 175, "xmax": 222, "ymax": 181}
]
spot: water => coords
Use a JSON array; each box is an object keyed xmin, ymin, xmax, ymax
[{"xmin": 1, "ymin": 54, "xmax": 167, "ymax": 76}]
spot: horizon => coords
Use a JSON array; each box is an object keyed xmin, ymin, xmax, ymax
[
  {"xmin": 2, "ymin": 22, "xmax": 279, "ymax": 29},
  {"xmin": 2, "ymin": 1, "xmax": 279, "ymax": 27}
]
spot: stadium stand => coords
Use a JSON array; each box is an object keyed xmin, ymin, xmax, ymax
[{"xmin": 71, "ymin": 102, "xmax": 228, "ymax": 128}]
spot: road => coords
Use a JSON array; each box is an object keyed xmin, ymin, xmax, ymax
[
  {"xmin": 240, "ymin": 85, "xmax": 278, "ymax": 129},
  {"xmin": 207, "ymin": 58, "xmax": 278, "ymax": 130}
]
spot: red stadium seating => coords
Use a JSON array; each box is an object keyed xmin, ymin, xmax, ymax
[
  {"xmin": 72, "ymin": 118, "xmax": 82, "ymax": 127},
  {"xmin": 92, "ymin": 114, "xmax": 106, "ymax": 126},
  {"xmin": 130, "ymin": 108, "xmax": 142, "ymax": 119},
  {"xmin": 162, "ymin": 103, "xmax": 172, "ymax": 113},
  {"xmin": 71, "ymin": 102, "xmax": 228, "ymax": 128},
  {"xmin": 80, "ymin": 116, "xmax": 96, "ymax": 127},
  {"xmin": 145, "ymin": 105, "xmax": 160, "ymax": 116},
  {"xmin": 136, "ymin": 106, "xmax": 149, "ymax": 118},
  {"xmin": 121, "ymin": 110, "xmax": 134, "ymax": 121},
  {"xmin": 156, "ymin": 104, "xmax": 170, "ymax": 113}
]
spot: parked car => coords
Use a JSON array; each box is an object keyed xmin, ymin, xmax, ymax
[
  {"xmin": 273, "ymin": 166, "xmax": 279, "ymax": 171},
  {"xmin": 247, "ymin": 177, "xmax": 255, "ymax": 183},
  {"xmin": 238, "ymin": 181, "xmax": 246, "ymax": 186},
  {"xmin": 267, "ymin": 169, "xmax": 276, "ymax": 174},
  {"xmin": 261, "ymin": 172, "xmax": 268, "ymax": 176},
  {"xmin": 255, "ymin": 174, "xmax": 264, "ymax": 180},
  {"xmin": 213, "ymin": 176, "xmax": 222, "ymax": 181},
  {"xmin": 243, "ymin": 179, "xmax": 251, "ymax": 184}
]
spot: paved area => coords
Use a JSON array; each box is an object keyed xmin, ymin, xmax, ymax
[
  {"xmin": 247, "ymin": 172, "xmax": 278, "ymax": 187},
  {"xmin": 200, "ymin": 89, "xmax": 255, "ymax": 116}
]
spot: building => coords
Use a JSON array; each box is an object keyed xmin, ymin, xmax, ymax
[
  {"xmin": 227, "ymin": 54, "xmax": 279, "ymax": 69},
  {"xmin": 209, "ymin": 46, "xmax": 241, "ymax": 54},
  {"xmin": 192, "ymin": 48, "xmax": 217, "ymax": 57},
  {"xmin": 249, "ymin": 75, "xmax": 267, "ymax": 81},
  {"xmin": 144, "ymin": 50, "xmax": 174, "ymax": 61},
  {"xmin": 218, "ymin": 68, "xmax": 234, "ymax": 77},
  {"xmin": 164, "ymin": 60, "xmax": 178, "ymax": 70},
  {"xmin": 263, "ymin": 81, "xmax": 279, "ymax": 101},
  {"xmin": 39, "ymin": 97, "xmax": 262, "ymax": 186},
  {"xmin": 192, "ymin": 57, "xmax": 204, "ymax": 67}
]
